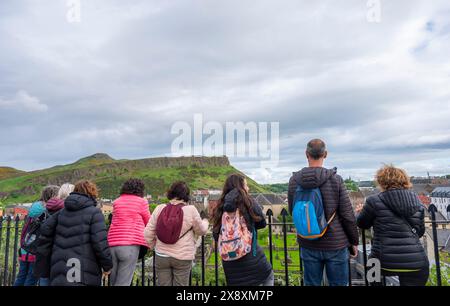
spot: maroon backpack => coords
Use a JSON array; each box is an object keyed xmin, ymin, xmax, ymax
[{"xmin": 156, "ymin": 203, "xmax": 191, "ymax": 244}]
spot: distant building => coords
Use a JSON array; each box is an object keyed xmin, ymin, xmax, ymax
[
  {"xmin": 251, "ymin": 193, "xmax": 286, "ymax": 220},
  {"xmin": 359, "ymin": 187, "xmax": 379, "ymax": 199},
  {"xmin": 418, "ymin": 194, "xmax": 431, "ymax": 206},
  {"xmin": 430, "ymin": 187, "xmax": 450, "ymax": 220},
  {"xmin": 206, "ymin": 193, "xmax": 221, "ymax": 218},
  {"xmin": 4, "ymin": 203, "xmax": 32, "ymax": 220},
  {"xmin": 191, "ymin": 189, "xmax": 222, "ymax": 217},
  {"xmin": 358, "ymin": 181, "xmax": 375, "ymax": 188},
  {"xmin": 412, "ymin": 184, "xmax": 434, "ymax": 197}
]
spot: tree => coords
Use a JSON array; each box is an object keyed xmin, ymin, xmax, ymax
[{"xmin": 344, "ymin": 178, "xmax": 359, "ymax": 192}]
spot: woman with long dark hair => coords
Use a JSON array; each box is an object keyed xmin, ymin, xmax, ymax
[{"xmin": 212, "ymin": 173, "xmax": 273, "ymax": 286}]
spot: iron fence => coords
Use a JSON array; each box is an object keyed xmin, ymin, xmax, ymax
[{"xmin": 0, "ymin": 204, "xmax": 448, "ymax": 286}]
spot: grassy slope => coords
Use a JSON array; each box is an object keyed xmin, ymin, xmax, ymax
[
  {"xmin": 0, "ymin": 167, "xmax": 25, "ymax": 180},
  {"xmin": 0, "ymin": 156, "xmax": 267, "ymax": 206}
]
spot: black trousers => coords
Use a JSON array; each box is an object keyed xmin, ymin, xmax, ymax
[
  {"xmin": 378, "ymin": 267, "xmax": 429, "ymax": 286},
  {"xmin": 397, "ymin": 268, "xmax": 429, "ymax": 286}
]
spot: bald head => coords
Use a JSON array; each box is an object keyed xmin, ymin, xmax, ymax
[{"xmin": 306, "ymin": 139, "xmax": 327, "ymax": 161}]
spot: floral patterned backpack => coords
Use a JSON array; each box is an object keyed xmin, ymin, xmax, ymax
[{"xmin": 218, "ymin": 209, "xmax": 255, "ymax": 261}]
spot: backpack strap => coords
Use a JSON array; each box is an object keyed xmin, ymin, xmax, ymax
[
  {"xmin": 179, "ymin": 226, "xmax": 193, "ymax": 239},
  {"xmin": 326, "ymin": 211, "xmax": 337, "ymax": 225},
  {"xmin": 252, "ymin": 227, "xmax": 257, "ymax": 257},
  {"xmin": 327, "ymin": 168, "xmax": 341, "ymax": 225}
]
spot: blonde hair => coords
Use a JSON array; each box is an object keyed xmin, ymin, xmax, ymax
[
  {"xmin": 376, "ymin": 165, "xmax": 412, "ymax": 191},
  {"xmin": 58, "ymin": 183, "xmax": 75, "ymax": 200}
]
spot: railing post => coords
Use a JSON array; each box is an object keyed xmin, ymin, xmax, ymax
[
  {"xmin": 3, "ymin": 216, "xmax": 11, "ymax": 286},
  {"xmin": 298, "ymin": 244, "xmax": 303, "ymax": 286},
  {"xmin": 266, "ymin": 209, "xmax": 273, "ymax": 267},
  {"xmin": 201, "ymin": 235, "xmax": 205, "ymax": 286},
  {"xmin": 214, "ymin": 240, "xmax": 219, "ymax": 286},
  {"xmin": 152, "ymin": 250, "xmax": 156, "ymax": 286},
  {"xmin": 361, "ymin": 229, "xmax": 369, "ymax": 286},
  {"xmin": 428, "ymin": 204, "xmax": 442, "ymax": 286},
  {"xmin": 0, "ymin": 216, "xmax": 3, "ymax": 252},
  {"xmin": 348, "ymin": 258, "xmax": 352, "ymax": 287},
  {"xmin": 141, "ymin": 256, "xmax": 145, "ymax": 286},
  {"xmin": 281, "ymin": 208, "xmax": 289, "ymax": 286},
  {"xmin": 11, "ymin": 215, "xmax": 20, "ymax": 285}
]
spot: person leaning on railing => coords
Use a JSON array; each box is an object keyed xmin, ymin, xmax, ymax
[
  {"xmin": 144, "ymin": 181, "xmax": 209, "ymax": 286},
  {"xmin": 288, "ymin": 139, "xmax": 359, "ymax": 286},
  {"xmin": 212, "ymin": 173, "xmax": 274, "ymax": 286},
  {"xmin": 355, "ymin": 165, "xmax": 429, "ymax": 286},
  {"xmin": 35, "ymin": 180, "xmax": 113, "ymax": 286},
  {"xmin": 14, "ymin": 185, "xmax": 59, "ymax": 287},
  {"xmin": 107, "ymin": 178, "xmax": 151, "ymax": 286}
]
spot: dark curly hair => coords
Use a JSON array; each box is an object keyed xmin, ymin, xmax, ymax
[
  {"xmin": 120, "ymin": 178, "xmax": 145, "ymax": 198},
  {"xmin": 167, "ymin": 181, "xmax": 190, "ymax": 202}
]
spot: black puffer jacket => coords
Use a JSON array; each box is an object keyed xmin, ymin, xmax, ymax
[
  {"xmin": 357, "ymin": 189, "xmax": 428, "ymax": 270},
  {"xmin": 36, "ymin": 193, "xmax": 113, "ymax": 286},
  {"xmin": 288, "ymin": 167, "xmax": 359, "ymax": 250},
  {"xmin": 213, "ymin": 189, "xmax": 273, "ymax": 286}
]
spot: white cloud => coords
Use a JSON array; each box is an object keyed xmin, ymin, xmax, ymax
[{"xmin": 0, "ymin": 90, "xmax": 47, "ymax": 112}]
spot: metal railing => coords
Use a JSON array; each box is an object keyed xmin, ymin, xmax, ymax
[{"xmin": 0, "ymin": 204, "xmax": 448, "ymax": 286}]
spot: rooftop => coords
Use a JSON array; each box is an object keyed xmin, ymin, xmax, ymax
[{"xmin": 431, "ymin": 187, "xmax": 450, "ymax": 197}]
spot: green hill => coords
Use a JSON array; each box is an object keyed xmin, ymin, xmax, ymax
[
  {"xmin": 0, "ymin": 167, "xmax": 25, "ymax": 180},
  {"xmin": 0, "ymin": 154, "xmax": 267, "ymax": 206}
]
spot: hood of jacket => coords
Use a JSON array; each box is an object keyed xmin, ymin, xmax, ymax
[
  {"xmin": 378, "ymin": 189, "xmax": 422, "ymax": 217},
  {"xmin": 224, "ymin": 188, "xmax": 240, "ymax": 207},
  {"xmin": 29, "ymin": 201, "xmax": 46, "ymax": 218},
  {"xmin": 46, "ymin": 197, "xmax": 65, "ymax": 212},
  {"xmin": 64, "ymin": 192, "xmax": 97, "ymax": 211},
  {"xmin": 292, "ymin": 167, "xmax": 337, "ymax": 189}
]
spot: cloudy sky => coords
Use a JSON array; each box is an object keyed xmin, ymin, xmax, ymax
[{"xmin": 0, "ymin": 0, "xmax": 449, "ymax": 184}]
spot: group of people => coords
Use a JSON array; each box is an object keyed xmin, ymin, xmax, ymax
[{"xmin": 12, "ymin": 138, "xmax": 429, "ymax": 287}]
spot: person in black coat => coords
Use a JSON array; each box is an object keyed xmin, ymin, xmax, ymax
[
  {"xmin": 212, "ymin": 173, "xmax": 273, "ymax": 286},
  {"xmin": 36, "ymin": 180, "xmax": 113, "ymax": 286},
  {"xmin": 356, "ymin": 165, "xmax": 429, "ymax": 286}
]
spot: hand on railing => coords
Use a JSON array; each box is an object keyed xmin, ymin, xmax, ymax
[
  {"xmin": 355, "ymin": 203, "xmax": 363, "ymax": 214},
  {"xmin": 349, "ymin": 245, "xmax": 358, "ymax": 259}
]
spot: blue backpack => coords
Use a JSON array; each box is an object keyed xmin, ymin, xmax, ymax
[{"xmin": 292, "ymin": 185, "xmax": 336, "ymax": 240}]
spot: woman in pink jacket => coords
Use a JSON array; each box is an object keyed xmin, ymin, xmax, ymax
[
  {"xmin": 144, "ymin": 181, "xmax": 209, "ymax": 286},
  {"xmin": 108, "ymin": 178, "xmax": 151, "ymax": 286}
]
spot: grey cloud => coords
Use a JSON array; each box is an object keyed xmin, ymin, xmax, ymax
[{"xmin": 0, "ymin": 0, "xmax": 449, "ymax": 184}]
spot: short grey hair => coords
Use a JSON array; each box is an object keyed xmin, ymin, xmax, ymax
[
  {"xmin": 58, "ymin": 183, "xmax": 75, "ymax": 200},
  {"xmin": 306, "ymin": 139, "xmax": 327, "ymax": 160},
  {"xmin": 40, "ymin": 185, "xmax": 60, "ymax": 203}
]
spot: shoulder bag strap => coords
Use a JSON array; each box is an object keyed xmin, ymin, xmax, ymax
[{"xmin": 378, "ymin": 195, "xmax": 419, "ymax": 239}]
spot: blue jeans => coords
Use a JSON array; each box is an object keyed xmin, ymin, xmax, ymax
[
  {"xmin": 301, "ymin": 247, "xmax": 349, "ymax": 286},
  {"xmin": 39, "ymin": 278, "xmax": 50, "ymax": 286},
  {"xmin": 14, "ymin": 261, "xmax": 38, "ymax": 286}
]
